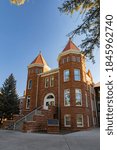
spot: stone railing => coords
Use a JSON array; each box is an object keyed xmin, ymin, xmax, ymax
[{"xmin": 14, "ymin": 106, "xmax": 42, "ymax": 131}]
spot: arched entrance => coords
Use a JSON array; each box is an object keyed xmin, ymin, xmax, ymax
[{"xmin": 44, "ymin": 93, "xmax": 55, "ymax": 110}]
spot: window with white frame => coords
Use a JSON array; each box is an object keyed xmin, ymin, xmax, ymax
[
  {"xmin": 64, "ymin": 114, "xmax": 71, "ymax": 127},
  {"xmin": 26, "ymin": 96, "xmax": 30, "ymax": 109},
  {"xmin": 28, "ymin": 80, "xmax": 32, "ymax": 89},
  {"xmin": 45, "ymin": 77, "xmax": 49, "ymax": 88},
  {"xmin": 76, "ymin": 114, "xmax": 83, "ymax": 127},
  {"xmin": 64, "ymin": 89, "xmax": 70, "ymax": 106},
  {"xmin": 85, "ymin": 92, "xmax": 88, "ymax": 107},
  {"xmin": 64, "ymin": 70, "xmax": 70, "ymax": 82},
  {"xmin": 74, "ymin": 69, "xmax": 80, "ymax": 81},
  {"xmin": 75, "ymin": 89, "xmax": 82, "ymax": 106},
  {"xmin": 50, "ymin": 76, "xmax": 54, "ymax": 87}
]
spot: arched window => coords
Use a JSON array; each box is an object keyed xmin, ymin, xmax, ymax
[
  {"xmin": 47, "ymin": 95, "xmax": 54, "ymax": 99},
  {"xmin": 44, "ymin": 93, "xmax": 55, "ymax": 110}
]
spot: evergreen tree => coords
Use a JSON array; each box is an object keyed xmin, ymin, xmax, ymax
[
  {"xmin": 0, "ymin": 92, "xmax": 3, "ymax": 123},
  {"xmin": 59, "ymin": 0, "xmax": 100, "ymax": 63},
  {"xmin": 1, "ymin": 74, "xmax": 19, "ymax": 119}
]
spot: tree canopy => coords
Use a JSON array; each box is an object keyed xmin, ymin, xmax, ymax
[
  {"xmin": 10, "ymin": 0, "xmax": 26, "ymax": 5},
  {"xmin": 59, "ymin": 0, "xmax": 100, "ymax": 63},
  {"xmin": 0, "ymin": 74, "xmax": 19, "ymax": 120}
]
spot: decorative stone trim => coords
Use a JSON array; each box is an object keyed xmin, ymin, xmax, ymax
[
  {"xmin": 57, "ymin": 49, "xmax": 82, "ymax": 61},
  {"xmin": 40, "ymin": 68, "xmax": 59, "ymax": 77},
  {"xmin": 28, "ymin": 63, "xmax": 44, "ymax": 68}
]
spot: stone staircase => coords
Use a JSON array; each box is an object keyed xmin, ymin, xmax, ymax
[{"xmin": 14, "ymin": 106, "xmax": 58, "ymax": 132}]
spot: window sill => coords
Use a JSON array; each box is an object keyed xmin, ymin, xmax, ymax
[{"xmin": 64, "ymin": 125, "xmax": 71, "ymax": 127}]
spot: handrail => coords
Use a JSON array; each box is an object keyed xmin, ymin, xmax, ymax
[{"xmin": 14, "ymin": 106, "xmax": 42, "ymax": 130}]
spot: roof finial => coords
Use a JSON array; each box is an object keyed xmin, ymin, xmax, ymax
[
  {"xmin": 69, "ymin": 36, "xmax": 74, "ymax": 42},
  {"xmin": 69, "ymin": 37, "xmax": 72, "ymax": 41}
]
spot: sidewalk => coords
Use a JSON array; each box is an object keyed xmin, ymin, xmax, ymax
[{"xmin": 0, "ymin": 128, "xmax": 100, "ymax": 150}]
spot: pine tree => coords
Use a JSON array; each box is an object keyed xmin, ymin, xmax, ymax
[
  {"xmin": 0, "ymin": 92, "xmax": 3, "ymax": 123},
  {"xmin": 1, "ymin": 74, "xmax": 19, "ymax": 119},
  {"xmin": 59, "ymin": 0, "xmax": 100, "ymax": 63}
]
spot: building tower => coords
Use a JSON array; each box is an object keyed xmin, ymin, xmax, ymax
[
  {"xmin": 58, "ymin": 39, "xmax": 92, "ymax": 130},
  {"xmin": 23, "ymin": 52, "xmax": 50, "ymax": 114}
]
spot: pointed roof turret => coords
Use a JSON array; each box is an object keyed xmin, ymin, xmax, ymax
[
  {"xmin": 31, "ymin": 52, "xmax": 48, "ymax": 66},
  {"xmin": 28, "ymin": 52, "xmax": 51, "ymax": 72},
  {"xmin": 58, "ymin": 38, "xmax": 81, "ymax": 62},
  {"xmin": 63, "ymin": 38, "xmax": 80, "ymax": 52}
]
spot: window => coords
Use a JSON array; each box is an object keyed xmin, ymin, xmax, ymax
[
  {"xmin": 64, "ymin": 89, "xmax": 70, "ymax": 106},
  {"xmin": 64, "ymin": 70, "xmax": 70, "ymax": 82},
  {"xmin": 35, "ymin": 68, "xmax": 39, "ymax": 74},
  {"xmin": 92, "ymin": 99, "xmax": 96, "ymax": 111},
  {"xmin": 76, "ymin": 57, "xmax": 80, "ymax": 62},
  {"xmin": 50, "ymin": 76, "xmax": 54, "ymax": 87},
  {"xmin": 76, "ymin": 114, "xmax": 83, "ymax": 127},
  {"xmin": 45, "ymin": 77, "xmax": 49, "ymax": 88},
  {"xmin": 72, "ymin": 56, "xmax": 76, "ymax": 62},
  {"xmin": 63, "ymin": 58, "xmax": 67, "ymax": 64},
  {"xmin": 75, "ymin": 89, "xmax": 82, "ymax": 106},
  {"xmin": 47, "ymin": 95, "xmax": 54, "ymax": 99},
  {"xmin": 28, "ymin": 80, "xmax": 32, "ymax": 89},
  {"xmin": 39, "ymin": 69, "xmax": 43, "ymax": 73},
  {"xmin": 26, "ymin": 96, "xmax": 30, "ymax": 109},
  {"xmin": 85, "ymin": 92, "xmax": 88, "ymax": 107},
  {"xmin": 90, "ymin": 86, "xmax": 94, "ymax": 94},
  {"xmin": 64, "ymin": 114, "xmax": 71, "ymax": 127},
  {"xmin": 67, "ymin": 57, "xmax": 70, "ymax": 62},
  {"xmin": 74, "ymin": 69, "xmax": 80, "ymax": 81}
]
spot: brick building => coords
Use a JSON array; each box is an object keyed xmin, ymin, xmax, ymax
[
  {"xmin": 22, "ymin": 39, "xmax": 97, "ymax": 132},
  {"xmin": 94, "ymin": 82, "xmax": 100, "ymax": 126}
]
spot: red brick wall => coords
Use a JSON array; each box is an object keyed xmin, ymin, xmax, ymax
[
  {"xmin": 37, "ymin": 72, "xmax": 59, "ymax": 109},
  {"xmin": 23, "ymin": 66, "xmax": 43, "ymax": 114},
  {"xmin": 22, "ymin": 52, "xmax": 96, "ymax": 131},
  {"xmin": 59, "ymin": 53, "xmax": 93, "ymax": 130}
]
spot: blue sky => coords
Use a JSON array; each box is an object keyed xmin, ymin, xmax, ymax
[{"xmin": 0, "ymin": 0, "xmax": 100, "ymax": 96}]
